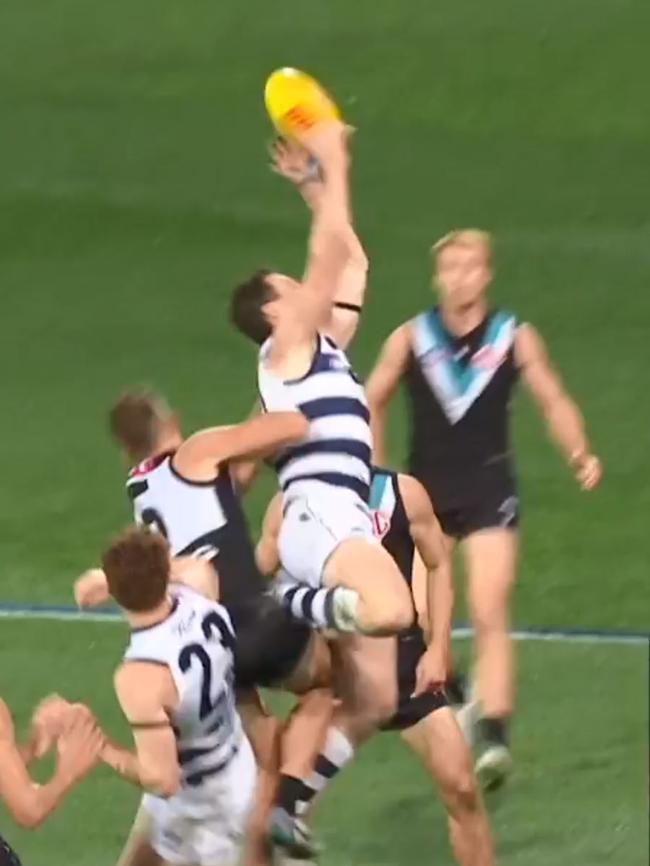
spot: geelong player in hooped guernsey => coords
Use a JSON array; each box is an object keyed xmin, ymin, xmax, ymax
[
  {"xmin": 92, "ymin": 527, "xmax": 256, "ymax": 866},
  {"xmin": 367, "ymin": 228, "xmax": 602, "ymax": 790},
  {"xmin": 230, "ymin": 127, "xmax": 413, "ymax": 639}
]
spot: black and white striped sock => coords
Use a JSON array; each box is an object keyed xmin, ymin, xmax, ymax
[
  {"xmin": 274, "ymin": 581, "xmax": 359, "ymax": 632},
  {"xmin": 295, "ymin": 727, "xmax": 355, "ymax": 816}
]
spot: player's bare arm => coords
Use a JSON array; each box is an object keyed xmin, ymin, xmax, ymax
[
  {"xmin": 172, "ymin": 410, "xmax": 308, "ymax": 482},
  {"xmin": 515, "ymin": 323, "xmax": 602, "ymax": 490},
  {"xmin": 255, "ymin": 492, "xmax": 283, "ymax": 576},
  {"xmin": 75, "ymin": 559, "xmax": 217, "ymax": 609},
  {"xmin": 229, "ymin": 399, "xmax": 265, "ymax": 493},
  {"xmin": 101, "ymin": 662, "xmax": 180, "ymax": 798},
  {"xmin": 0, "ymin": 698, "xmax": 102, "ymax": 828},
  {"xmin": 366, "ymin": 323, "xmax": 412, "ymax": 464},
  {"xmin": 399, "ymin": 474, "xmax": 454, "ymax": 695},
  {"xmin": 271, "ymin": 137, "xmax": 368, "ymax": 350},
  {"xmin": 269, "ymin": 124, "xmax": 356, "ymax": 360}
]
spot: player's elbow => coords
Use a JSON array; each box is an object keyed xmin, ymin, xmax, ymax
[
  {"xmin": 143, "ymin": 766, "xmax": 181, "ymax": 799},
  {"xmin": 11, "ymin": 799, "xmax": 45, "ymax": 829},
  {"xmin": 348, "ymin": 241, "xmax": 368, "ymax": 272}
]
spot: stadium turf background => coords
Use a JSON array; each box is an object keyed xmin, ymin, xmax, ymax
[{"xmin": 0, "ymin": 0, "xmax": 648, "ymax": 863}]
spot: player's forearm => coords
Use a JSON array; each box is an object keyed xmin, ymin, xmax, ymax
[
  {"xmin": 6, "ymin": 769, "xmax": 76, "ymax": 828},
  {"xmin": 101, "ymin": 741, "xmax": 179, "ymax": 797},
  {"xmin": 545, "ymin": 395, "xmax": 591, "ymax": 465},
  {"xmin": 426, "ymin": 562, "xmax": 454, "ymax": 652},
  {"xmin": 298, "ymin": 178, "xmax": 324, "ymax": 212},
  {"xmin": 318, "ymin": 143, "xmax": 350, "ymax": 227},
  {"xmin": 17, "ymin": 734, "xmax": 38, "ymax": 767},
  {"xmin": 101, "ymin": 740, "xmax": 142, "ymax": 787}
]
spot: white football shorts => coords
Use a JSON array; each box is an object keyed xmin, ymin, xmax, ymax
[
  {"xmin": 142, "ymin": 737, "xmax": 256, "ymax": 866},
  {"xmin": 278, "ymin": 484, "xmax": 377, "ymax": 589}
]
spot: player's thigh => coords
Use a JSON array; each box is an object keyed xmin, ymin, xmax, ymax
[
  {"xmin": 331, "ymin": 634, "xmax": 397, "ymax": 730},
  {"xmin": 280, "ymin": 632, "xmax": 332, "ymax": 694},
  {"xmin": 401, "ymin": 706, "xmax": 475, "ymax": 796},
  {"xmin": 463, "ymin": 529, "xmax": 519, "ymax": 626},
  {"xmin": 324, "ymin": 537, "xmax": 412, "ymax": 609}
]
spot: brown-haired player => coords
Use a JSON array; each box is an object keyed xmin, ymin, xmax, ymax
[
  {"xmin": 86, "ymin": 526, "xmax": 255, "ymax": 866},
  {"xmin": 366, "ymin": 229, "xmax": 602, "ymax": 789},
  {"xmin": 74, "ymin": 389, "xmax": 330, "ymax": 865}
]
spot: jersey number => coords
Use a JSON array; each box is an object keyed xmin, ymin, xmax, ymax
[
  {"xmin": 140, "ymin": 507, "xmax": 169, "ymax": 539},
  {"xmin": 177, "ymin": 611, "xmax": 236, "ymax": 721}
]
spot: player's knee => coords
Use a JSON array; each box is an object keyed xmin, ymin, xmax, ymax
[
  {"xmin": 362, "ymin": 597, "xmax": 413, "ymax": 635},
  {"xmin": 471, "ymin": 604, "xmax": 508, "ymax": 641},
  {"xmin": 444, "ymin": 766, "xmax": 480, "ymax": 814},
  {"xmin": 362, "ymin": 582, "xmax": 413, "ymax": 635}
]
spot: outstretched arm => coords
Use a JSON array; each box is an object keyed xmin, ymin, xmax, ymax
[
  {"xmin": 515, "ymin": 324, "xmax": 602, "ymax": 490},
  {"xmin": 366, "ymin": 324, "xmax": 411, "ymax": 465},
  {"xmin": 270, "ymin": 137, "xmax": 368, "ymax": 350},
  {"xmin": 0, "ymin": 700, "xmax": 102, "ymax": 828},
  {"xmin": 269, "ymin": 125, "xmax": 359, "ymax": 356},
  {"xmin": 399, "ymin": 474, "xmax": 453, "ymax": 695},
  {"xmin": 172, "ymin": 411, "xmax": 307, "ymax": 483}
]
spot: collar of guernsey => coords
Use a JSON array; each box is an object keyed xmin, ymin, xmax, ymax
[{"xmin": 411, "ymin": 308, "xmax": 516, "ymax": 424}]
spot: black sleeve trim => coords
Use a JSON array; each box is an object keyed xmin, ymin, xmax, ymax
[{"xmin": 334, "ymin": 301, "xmax": 363, "ymax": 314}]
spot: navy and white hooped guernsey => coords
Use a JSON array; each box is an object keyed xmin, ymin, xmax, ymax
[{"xmin": 258, "ymin": 333, "xmax": 372, "ymax": 503}]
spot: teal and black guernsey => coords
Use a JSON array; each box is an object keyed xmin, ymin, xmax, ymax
[
  {"xmin": 369, "ymin": 467, "xmax": 449, "ymax": 729},
  {"xmin": 405, "ymin": 307, "xmax": 519, "ymax": 510}
]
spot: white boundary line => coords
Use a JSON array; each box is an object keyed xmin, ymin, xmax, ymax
[{"xmin": 0, "ymin": 604, "xmax": 646, "ymax": 646}]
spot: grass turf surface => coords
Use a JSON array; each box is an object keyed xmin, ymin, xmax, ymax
[
  {"xmin": 2, "ymin": 621, "xmax": 647, "ymax": 865},
  {"xmin": 0, "ymin": 0, "xmax": 648, "ymax": 862}
]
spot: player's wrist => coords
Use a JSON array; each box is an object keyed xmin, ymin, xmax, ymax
[{"xmin": 568, "ymin": 447, "xmax": 588, "ymax": 468}]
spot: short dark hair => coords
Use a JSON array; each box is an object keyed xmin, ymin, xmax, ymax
[
  {"xmin": 230, "ymin": 269, "xmax": 276, "ymax": 345},
  {"xmin": 102, "ymin": 526, "xmax": 170, "ymax": 613},
  {"xmin": 109, "ymin": 389, "xmax": 170, "ymax": 463}
]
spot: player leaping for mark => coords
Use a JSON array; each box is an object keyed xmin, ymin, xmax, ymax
[{"xmin": 230, "ymin": 126, "xmax": 413, "ymax": 638}]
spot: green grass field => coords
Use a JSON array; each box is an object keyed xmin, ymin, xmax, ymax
[{"xmin": 0, "ymin": 0, "xmax": 648, "ymax": 863}]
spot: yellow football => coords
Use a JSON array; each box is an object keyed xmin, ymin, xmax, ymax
[{"xmin": 264, "ymin": 68, "xmax": 341, "ymax": 139}]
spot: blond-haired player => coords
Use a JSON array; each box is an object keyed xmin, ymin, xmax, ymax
[{"xmin": 366, "ymin": 229, "xmax": 601, "ymax": 788}]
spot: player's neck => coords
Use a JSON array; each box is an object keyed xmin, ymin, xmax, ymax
[
  {"xmin": 439, "ymin": 300, "xmax": 488, "ymax": 337},
  {"xmin": 151, "ymin": 433, "xmax": 183, "ymax": 458},
  {"xmin": 125, "ymin": 596, "xmax": 174, "ymax": 631}
]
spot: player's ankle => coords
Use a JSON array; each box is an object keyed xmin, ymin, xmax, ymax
[
  {"xmin": 478, "ymin": 715, "xmax": 510, "ymax": 749},
  {"xmin": 275, "ymin": 774, "xmax": 314, "ymax": 818}
]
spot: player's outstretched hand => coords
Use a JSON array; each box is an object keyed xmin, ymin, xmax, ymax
[
  {"xmin": 74, "ymin": 568, "xmax": 109, "ymax": 609},
  {"xmin": 301, "ymin": 120, "xmax": 348, "ymax": 165},
  {"xmin": 270, "ymin": 137, "xmax": 320, "ymax": 187},
  {"xmin": 413, "ymin": 646, "xmax": 447, "ymax": 697},
  {"xmin": 56, "ymin": 705, "xmax": 104, "ymax": 784},
  {"xmin": 572, "ymin": 453, "xmax": 602, "ymax": 491},
  {"xmin": 31, "ymin": 694, "xmax": 73, "ymax": 759}
]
